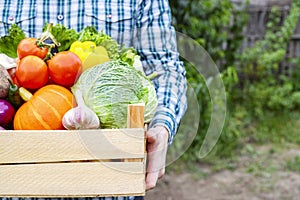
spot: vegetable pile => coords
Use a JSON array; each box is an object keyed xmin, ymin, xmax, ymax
[{"xmin": 0, "ymin": 23, "xmax": 157, "ymax": 130}]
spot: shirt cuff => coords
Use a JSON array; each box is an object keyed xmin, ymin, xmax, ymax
[{"xmin": 149, "ymin": 107, "xmax": 177, "ymax": 145}]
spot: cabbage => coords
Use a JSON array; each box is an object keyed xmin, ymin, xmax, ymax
[{"xmin": 72, "ymin": 60, "xmax": 157, "ymax": 128}]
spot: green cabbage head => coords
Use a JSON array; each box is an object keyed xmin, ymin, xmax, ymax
[{"xmin": 72, "ymin": 60, "xmax": 158, "ymax": 128}]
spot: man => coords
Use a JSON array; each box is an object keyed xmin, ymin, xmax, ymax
[{"xmin": 0, "ymin": 0, "xmax": 187, "ymax": 199}]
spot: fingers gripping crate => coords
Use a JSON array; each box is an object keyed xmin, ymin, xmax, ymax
[{"xmin": 0, "ymin": 104, "xmax": 146, "ymax": 197}]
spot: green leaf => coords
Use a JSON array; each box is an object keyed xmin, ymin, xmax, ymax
[{"xmin": 0, "ymin": 24, "xmax": 26, "ymax": 58}]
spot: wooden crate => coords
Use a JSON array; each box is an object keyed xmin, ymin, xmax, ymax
[{"xmin": 0, "ymin": 104, "xmax": 146, "ymax": 197}]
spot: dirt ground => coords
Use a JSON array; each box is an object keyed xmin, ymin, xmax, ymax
[{"xmin": 145, "ymin": 147, "xmax": 300, "ymax": 200}]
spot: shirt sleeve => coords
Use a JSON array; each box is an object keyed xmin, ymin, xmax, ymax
[{"xmin": 133, "ymin": 0, "xmax": 187, "ymax": 144}]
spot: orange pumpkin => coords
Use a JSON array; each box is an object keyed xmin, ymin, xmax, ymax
[{"xmin": 14, "ymin": 85, "xmax": 74, "ymax": 130}]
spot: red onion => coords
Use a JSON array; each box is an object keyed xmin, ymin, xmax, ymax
[{"xmin": 0, "ymin": 99, "xmax": 15, "ymax": 128}]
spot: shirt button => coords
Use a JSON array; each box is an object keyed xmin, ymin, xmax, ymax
[
  {"xmin": 57, "ymin": 14, "xmax": 64, "ymax": 21},
  {"xmin": 107, "ymin": 14, "xmax": 112, "ymax": 19},
  {"xmin": 8, "ymin": 16, "xmax": 15, "ymax": 24},
  {"xmin": 8, "ymin": 16, "xmax": 14, "ymax": 21}
]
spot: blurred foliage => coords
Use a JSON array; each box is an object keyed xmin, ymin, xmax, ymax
[
  {"xmin": 238, "ymin": 0, "xmax": 300, "ymax": 118},
  {"xmin": 240, "ymin": 0, "xmax": 300, "ymax": 78},
  {"xmin": 286, "ymin": 156, "xmax": 300, "ymax": 172},
  {"xmin": 170, "ymin": 0, "xmax": 249, "ymax": 70},
  {"xmin": 169, "ymin": 0, "xmax": 300, "ymax": 171}
]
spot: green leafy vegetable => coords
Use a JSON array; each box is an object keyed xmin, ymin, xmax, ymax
[
  {"xmin": 78, "ymin": 26, "xmax": 120, "ymax": 60},
  {"xmin": 43, "ymin": 23, "xmax": 79, "ymax": 52},
  {"xmin": 120, "ymin": 47, "xmax": 137, "ymax": 66},
  {"xmin": 119, "ymin": 47, "xmax": 145, "ymax": 74},
  {"xmin": 0, "ymin": 24, "xmax": 26, "ymax": 58},
  {"xmin": 72, "ymin": 60, "xmax": 157, "ymax": 128}
]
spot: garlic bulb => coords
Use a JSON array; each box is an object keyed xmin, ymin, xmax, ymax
[
  {"xmin": 0, "ymin": 53, "xmax": 17, "ymax": 70},
  {"xmin": 62, "ymin": 90, "xmax": 100, "ymax": 130}
]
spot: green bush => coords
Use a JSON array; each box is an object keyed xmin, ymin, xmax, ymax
[
  {"xmin": 240, "ymin": 0, "xmax": 300, "ymax": 79},
  {"xmin": 238, "ymin": 0, "xmax": 300, "ymax": 116}
]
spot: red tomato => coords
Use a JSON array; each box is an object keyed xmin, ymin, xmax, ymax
[
  {"xmin": 17, "ymin": 38, "xmax": 48, "ymax": 59},
  {"xmin": 48, "ymin": 51, "xmax": 82, "ymax": 87},
  {"xmin": 16, "ymin": 55, "xmax": 49, "ymax": 89}
]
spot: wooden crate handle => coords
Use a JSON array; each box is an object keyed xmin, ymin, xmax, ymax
[
  {"xmin": 126, "ymin": 104, "xmax": 146, "ymax": 164},
  {"xmin": 127, "ymin": 103, "xmax": 145, "ymax": 128}
]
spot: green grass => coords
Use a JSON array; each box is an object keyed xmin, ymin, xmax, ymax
[
  {"xmin": 251, "ymin": 111, "xmax": 300, "ymax": 144},
  {"xmin": 286, "ymin": 156, "xmax": 300, "ymax": 172},
  {"xmin": 169, "ymin": 108, "xmax": 300, "ymax": 174}
]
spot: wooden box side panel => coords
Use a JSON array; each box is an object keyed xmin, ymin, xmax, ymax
[
  {"xmin": 0, "ymin": 129, "xmax": 145, "ymax": 164},
  {"xmin": 0, "ymin": 162, "xmax": 145, "ymax": 197}
]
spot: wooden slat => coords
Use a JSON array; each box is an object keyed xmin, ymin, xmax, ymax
[
  {"xmin": 0, "ymin": 129, "xmax": 145, "ymax": 164},
  {"xmin": 291, "ymin": 34, "xmax": 300, "ymax": 39},
  {"xmin": 0, "ymin": 162, "xmax": 145, "ymax": 197}
]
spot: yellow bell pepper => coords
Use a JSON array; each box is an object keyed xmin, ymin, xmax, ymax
[
  {"xmin": 82, "ymin": 46, "xmax": 110, "ymax": 71},
  {"xmin": 69, "ymin": 41, "xmax": 110, "ymax": 71},
  {"xmin": 69, "ymin": 41, "xmax": 97, "ymax": 63}
]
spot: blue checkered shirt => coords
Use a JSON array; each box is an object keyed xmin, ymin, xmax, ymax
[{"xmin": 0, "ymin": 0, "xmax": 187, "ymax": 199}]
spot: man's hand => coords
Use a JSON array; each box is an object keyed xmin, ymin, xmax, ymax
[{"xmin": 146, "ymin": 126, "xmax": 169, "ymax": 190}]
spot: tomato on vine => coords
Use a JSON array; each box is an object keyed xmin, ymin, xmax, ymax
[{"xmin": 17, "ymin": 38, "xmax": 48, "ymax": 59}]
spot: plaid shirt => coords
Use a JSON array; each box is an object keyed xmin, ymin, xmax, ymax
[{"xmin": 0, "ymin": 0, "xmax": 187, "ymax": 199}]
